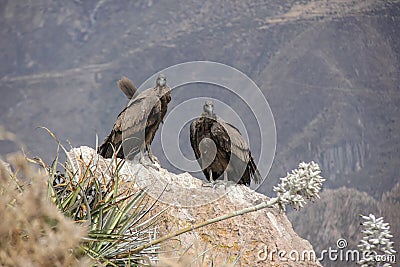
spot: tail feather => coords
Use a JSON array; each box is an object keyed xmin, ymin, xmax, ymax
[
  {"xmin": 98, "ymin": 133, "xmax": 112, "ymax": 158},
  {"xmin": 98, "ymin": 130, "xmax": 124, "ymax": 159},
  {"xmin": 118, "ymin": 76, "xmax": 137, "ymax": 99},
  {"xmin": 249, "ymin": 155, "xmax": 262, "ymax": 184}
]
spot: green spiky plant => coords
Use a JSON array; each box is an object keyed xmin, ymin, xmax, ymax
[{"xmin": 34, "ymin": 128, "xmax": 165, "ymax": 266}]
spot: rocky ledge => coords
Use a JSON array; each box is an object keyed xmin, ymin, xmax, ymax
[{"xmin": 69, "ymin": 146, "xmax": 321, "ymax": 266}]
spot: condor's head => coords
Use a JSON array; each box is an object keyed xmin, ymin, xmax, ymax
[
  {"xmin": 156, "ymin": 73, "xmax": 166, "ymax": 87},
  {"xmin": 154, "ymin": 73, "xmax": 170, "ymax": 99},
  {"xmin": 202, "ymin": 100, "xmax": 216, "ymax": 119}
]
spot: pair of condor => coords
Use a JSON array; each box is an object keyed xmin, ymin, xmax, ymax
[{"xmin": 98, "ymin": 75, "xmax": 261, "ymax": 186}]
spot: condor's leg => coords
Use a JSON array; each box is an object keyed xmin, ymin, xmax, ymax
[
  {"xmin": 132, "ymin": 146, "xmax": 146, "ymax": 164},
  {"xmin": 146, "ymin": 144, "xmax": 154, "ymax": 163},
  {"xmin": 202, "ymin": 169, "xmax": 215, "ymax": 187},
  {"xmin": 146, "ymin": 144, "xmax": 160, "ymax": 164},
  {"xmin": 209, "ymin": 170, "xmax": 214, "ymax": 184},
  {"xmin": 222, "ymin": 172, "xmax": 231, "ymax": 189},
  {"xmin": 140, "ymin": 144, "xmax": 159, "ymax": 170},
  {"xmin": 224, "ymin": 172, "xmax": 228, "ymax": 183}
]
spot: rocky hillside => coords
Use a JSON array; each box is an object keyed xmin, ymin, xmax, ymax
[
  {"xmin": 259, "ymin": 4, "xmax": 400, "ymax": 197},
  {"xmin": 0, "ymin": 1, "xmax": 399, "ymax": 198}
]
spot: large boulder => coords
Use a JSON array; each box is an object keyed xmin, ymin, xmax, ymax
[{"xmin": 69, "ymin": 146, "xmax": 321, "ymax": 266}]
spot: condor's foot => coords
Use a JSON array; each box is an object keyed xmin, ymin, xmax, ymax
[
  {"xmin": 201, "ymin": 180, "xmax": 234, "ymax": 190},
  {"xmin": 213, "ymin": 180, "xmax": 235, "ymax": 190},
  {"xmin": 217, "ymin": 172, "xmax": 237, "ymax": 189},
  {"xmin": 133, "ymin": 152, "xmax": 160, "ymax": 170},
  {"xmin": 141, "ymin": 157, "xmax": 160, "ymax": 171},
  {"xmin": 201, "ymin": 181, "xmax": 214, "ymax": 188},
  {"xmin": 202, "ymin": 171, "xmax": 217, "ymax": 188},
  {"xmin": 148, "ymin": 154, "xmax": 160, "ymax": 165}
]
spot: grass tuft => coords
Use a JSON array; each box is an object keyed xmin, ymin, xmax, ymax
[{"xmin": 0, "ymin": 153, "xmax": 89, "ymax": 266}]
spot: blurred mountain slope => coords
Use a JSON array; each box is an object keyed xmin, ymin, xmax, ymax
[{"xmin": 0, "ymin": 0, "xmax": 399, "ymax": 198}]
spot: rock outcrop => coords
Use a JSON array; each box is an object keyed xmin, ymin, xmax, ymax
[{"xmin": 69, "ymin": 146, "xmax": 321, "ymax": 266}]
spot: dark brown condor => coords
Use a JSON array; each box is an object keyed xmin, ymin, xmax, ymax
[
  {"xmin": 97, "ymin": 76, "xmax": 137, "ymax": 159},
  {"xmin": 190, "ymin": 101, "xmax": 261, "ymax": 186},
  {"xmin": 98, "ymin": 74, "xmax": 171, "ymax": 164}
]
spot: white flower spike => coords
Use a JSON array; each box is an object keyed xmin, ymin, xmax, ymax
[
  {"xmin": 358, "ymin": 214, "xmax": 396, "ymax": 267},
  {"xmin": 273, "ymin": 161, "xmax": 325, "ymax": 211}
]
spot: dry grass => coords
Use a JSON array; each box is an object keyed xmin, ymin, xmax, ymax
[{"xmin": 0, "ymin": 153, "xmax": 89, "ymax": 267}]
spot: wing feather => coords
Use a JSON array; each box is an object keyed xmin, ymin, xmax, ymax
[
  {"xmin": 122, "ymin": 89, "xmax": 160, "ymax": 136},
  {"xmin": 190, "ymin": 120, "xmax": 201, "ymax": 160},
  {"xmin": 211, "ymin": 120, "xmax": 250, "ymax": 163},
  {"xmin": 98, "ymin": 107, "xmax": 126, "ymax": 158}
]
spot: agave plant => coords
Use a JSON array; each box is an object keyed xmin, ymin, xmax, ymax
[{"xmin": 36, "ymin": 128, "xmax": 164, "ymax": 266}]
